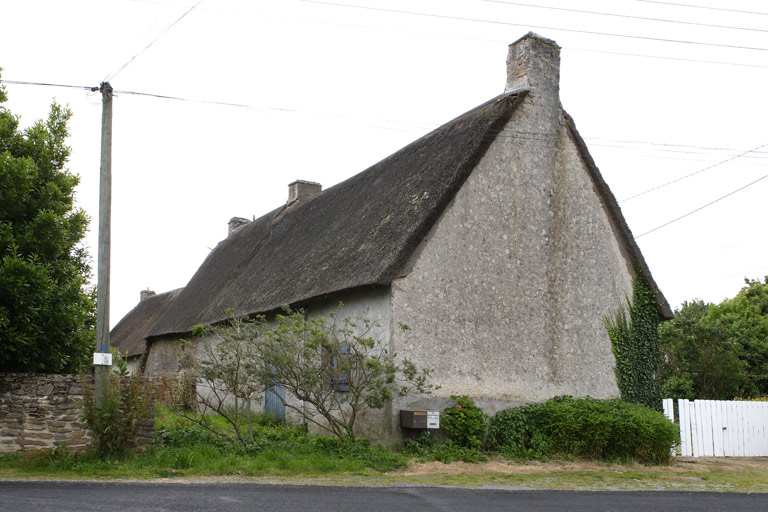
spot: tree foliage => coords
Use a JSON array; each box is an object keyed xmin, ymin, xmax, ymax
[
  {"xmin": 0, "ymin": 73, "xmax": 95, "ymax": 373},
  {"xmin": 658, "ymin": 277, "xmax": 768, "ymax": 399},
  {"xmin": 605, "ymin": 268, "xmax": 662, "ymax": 410},
  {"xmin": 177, "ymin": 307, "xmax": 437, "ymax": 443},
  {"xmin": 176, "ymin": 316, "xmax": 267, "ymax": 446}
]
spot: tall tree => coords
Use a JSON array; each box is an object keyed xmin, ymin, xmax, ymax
[
  {"xmin": 0, "ymin": 72, "xmax": 95, "ymax": 373},
  {"xmin": 658, "ymin": 278, "xmax": 768, "ymax": 399}
]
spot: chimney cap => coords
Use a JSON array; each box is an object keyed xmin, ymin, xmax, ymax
[
  {"xmin": 288, "ymin": 180, "xmax": 322, "ymax": 203},
  {"xmin": 509, "ymin": 32, "xmax": 559, "ymax": 50},
  {"xmin": 228, "ymin": 216, "xmax": 251, "ymax": 236},
  {"xmin": 140, "ymin": 289, "xmax": 156, "ymax": 302}
]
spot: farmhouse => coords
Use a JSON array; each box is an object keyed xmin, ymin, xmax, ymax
[{"xmin": 125, "ymin": 33, "xmax": 671, "ymax": 442}]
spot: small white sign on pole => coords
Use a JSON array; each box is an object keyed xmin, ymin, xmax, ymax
[{"xmin": 93, "ymin": 352, "xmax": 113, "ymax": 366}]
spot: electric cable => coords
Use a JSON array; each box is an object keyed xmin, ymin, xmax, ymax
[
  {"xmin": 298, "ymin": 0, "xmax": 768, "ymax": 52},
  {"xmin": 635, "ymin": 172, "xmax": 768, "ymax": 238},
  {"xmin": 0, "ymin": 79, "xmax": 96, "ymax": 91},
  {"xmin": 483, "ymin": 0, "xmax": 768, "ymax": 33},
  {"xmin": 636, "ymin": 0, "xmax": 768, "ymax": 16},
  {"xmin": 103, "ymin": 0, "xmax": 205, "ymax": 82},
  {"xmin": 620, "ymin": 142, "xmax": 768, "ymax": 202}
]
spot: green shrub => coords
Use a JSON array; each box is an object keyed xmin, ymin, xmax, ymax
[
  {"xmin": 441, "ymin": 395, "xmax": 488, "ymax": 449},
  {"xmin": 488, "ymin": 396, "xmax": 678, "ymax": 465}
]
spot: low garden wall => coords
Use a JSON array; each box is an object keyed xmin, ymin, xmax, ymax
[{"xmin": 0, "ymin": 373, "xmax": 154, "ymax": 453}]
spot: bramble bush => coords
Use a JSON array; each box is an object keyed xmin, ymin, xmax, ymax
[
  {"xmin": 81, "ymin": 372, "xmax": 153, "ymax": 458},
  {"xmin": 488, "ymin": 396, "xmax": 678, "ymax": 465}
]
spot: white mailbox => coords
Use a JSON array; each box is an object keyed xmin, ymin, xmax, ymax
[{"xmin": 426, "ymin": 411, "xmax": 440, "ymax": 429}]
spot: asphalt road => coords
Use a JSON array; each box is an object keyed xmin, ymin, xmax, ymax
[{"xmin": 0, "ymin": 481, "xmax": 765, "ymax": 512}]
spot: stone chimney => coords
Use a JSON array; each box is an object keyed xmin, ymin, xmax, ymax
[
  {"xmin": 228, "ymin": 217, "xmax": 251, "ymax": 236},
  {"xmin": 505, "ymin": 32, "xmax": 561, "ymax": 125},
  {"xmin": 140, "ymin": 289, "xmax": 156, "ymax": 302},
  {"xmin": 288, "ymin": 180, "xmax": 322, "ymax": 203}
]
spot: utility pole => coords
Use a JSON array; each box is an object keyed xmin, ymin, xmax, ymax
[{"xmin": 94, "ymin": 82, "xmax": 113, "ymax": 408}]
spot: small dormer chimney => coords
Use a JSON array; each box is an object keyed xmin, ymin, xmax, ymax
[
  {"xmin": 228, "ymin": 217, "xmax": 251, "ymax": 236},
  {"xmin": 288, "ymin": 180, "xmax": 322, "ymax": 203},
  {"xmin": 140, "ymin": 289, "xmax": 156, "ymax": 302}
]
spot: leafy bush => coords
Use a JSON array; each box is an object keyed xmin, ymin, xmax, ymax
[
  {"xmin": 658, "ymin": 279, "xmax": 768, "ymax": 400},
  {"xmin": 441, "ymin": 395, "xmax": 488, "ymax": 449},
  {"xmin": 488, "ymin": 396, "xmax": 678, "ymax": 465}
]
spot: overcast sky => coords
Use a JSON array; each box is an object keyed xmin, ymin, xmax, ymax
[{"xmin": 2, "ymin": 0, "xmax": 767, "ymax": 328}]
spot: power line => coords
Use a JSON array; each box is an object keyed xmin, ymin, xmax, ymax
[
  {"xmin": 5, "ymin": 78, "xmax": 767, "ymax": 171},
  {"xmin": 298, "ymin": 0, "xmax": 768, "ymax": 52},
  {"xmin": 584, "ymin": 137, "xmax": 768, "ymax": 154},
  {"xmin": 114, "ymin": 88, "xmax": 301, "ymax": 113},
  {"xmin": 483, "ymin": 0, "xmax": 768, "ymax": 33},
  {"xmin": 103, "ymin": 0, "xmax": 205, "ymax": 82},
  {"xmin": 620, "ymin": 142, "xmax": 768, "ymax": 202},
  {"xmin": 566, "ymin": 47, "xmax": 768, "ymax": 68},
  {"xmin": 5, "ymin": 78, "xmax": 768, "ymax": 167},
  {"xmin": 108, "ymin": 0, "xmax": 768, "ymax": 69},
  {"xmin": 636, "ymin": 0, "xmax": 768, "ymax": 16},
  {"xmin": 635, "ymin": 172, "xmax": 768, "ymax": 238},
  {"xmin": 0, "ymin": 79, "xmax": 97, "ymax": 91},
  {"xmin": 119, "ymin": 0, "xmax": 768, "ymax": 66}
]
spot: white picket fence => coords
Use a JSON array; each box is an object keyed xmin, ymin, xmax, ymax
[{"xmin": 662, "ymin": 398, "xmax": 768, "ymax": 457}]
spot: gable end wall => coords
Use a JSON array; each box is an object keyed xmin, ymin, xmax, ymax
[{"xmin": 391, "ymin": 114, "xmax": 629, "ymax": 405}]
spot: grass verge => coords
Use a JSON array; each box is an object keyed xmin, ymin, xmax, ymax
[{"xmin": 2, "ymin": 408, "xmax": 767, "ymax": 492}]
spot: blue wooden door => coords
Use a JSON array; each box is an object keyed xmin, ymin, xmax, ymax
[{"xmin": 265, "ymin": 385, "xmax": 285, "ymax": 421}]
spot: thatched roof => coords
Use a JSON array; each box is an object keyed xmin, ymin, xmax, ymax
[
  {"xmin": 111, "ymin": 288, "xmax": 183, "ymax": 357},
  {"xmin": 148, "ymin": 90, "xmax": 529, "ymax": 338},
  {"xmin": 147, "ymin": 86, "xmax": 672, "ymax": 340}
]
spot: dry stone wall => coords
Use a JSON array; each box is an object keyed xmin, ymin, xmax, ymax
[{"xmin": 0, "ymin": 373, "xmax": 154, "ymax": 453}]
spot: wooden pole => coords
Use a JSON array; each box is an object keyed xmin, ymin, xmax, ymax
[{"xmin": 94, "ymin": 82, "xmax": 113, "ymax": 408}]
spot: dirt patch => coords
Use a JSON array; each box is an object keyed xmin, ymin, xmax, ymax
[{"xmin": 390, "ymin": 456, "xmax": 768, "ymax": 477}]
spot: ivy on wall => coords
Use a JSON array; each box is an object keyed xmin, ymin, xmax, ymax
[{"xmin": 605, "ymin": 267, "xmax": 662, "ymax": 411}]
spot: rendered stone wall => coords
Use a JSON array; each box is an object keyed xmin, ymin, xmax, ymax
[
  {"xmin": 390, "ymin": 35, "xmax": 627, "ymax": 410},
  {"xmin": 144, "ymin": 335, "xmax": 183, "ymax": 378},
  {"xmin": 390, "ymin": 119, "xmax": 628, "ymax": 405},
  {"xmin": 0, "ymin": 373, "xmax": 154, "ymax": 453}
]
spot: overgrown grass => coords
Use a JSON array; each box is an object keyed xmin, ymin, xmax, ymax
[
  {"xmin": 2, "ymin": 406, "xmax": 768, "ymax": 493},
  {"xmin": 401, "ymin": 432, "xmax": 487, "ymax": 464},
  {"xmin": 0, "ymin": 407, "xmax": 407, "ymax": 479}
]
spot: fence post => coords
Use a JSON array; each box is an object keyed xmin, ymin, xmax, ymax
[
  {"xmin": 662, "ymin": 399, "xmax": 675, "ymax": 456},
  {"xmin": 678, "ymin": 399, "xmax": 692, "ymax": 456}
]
